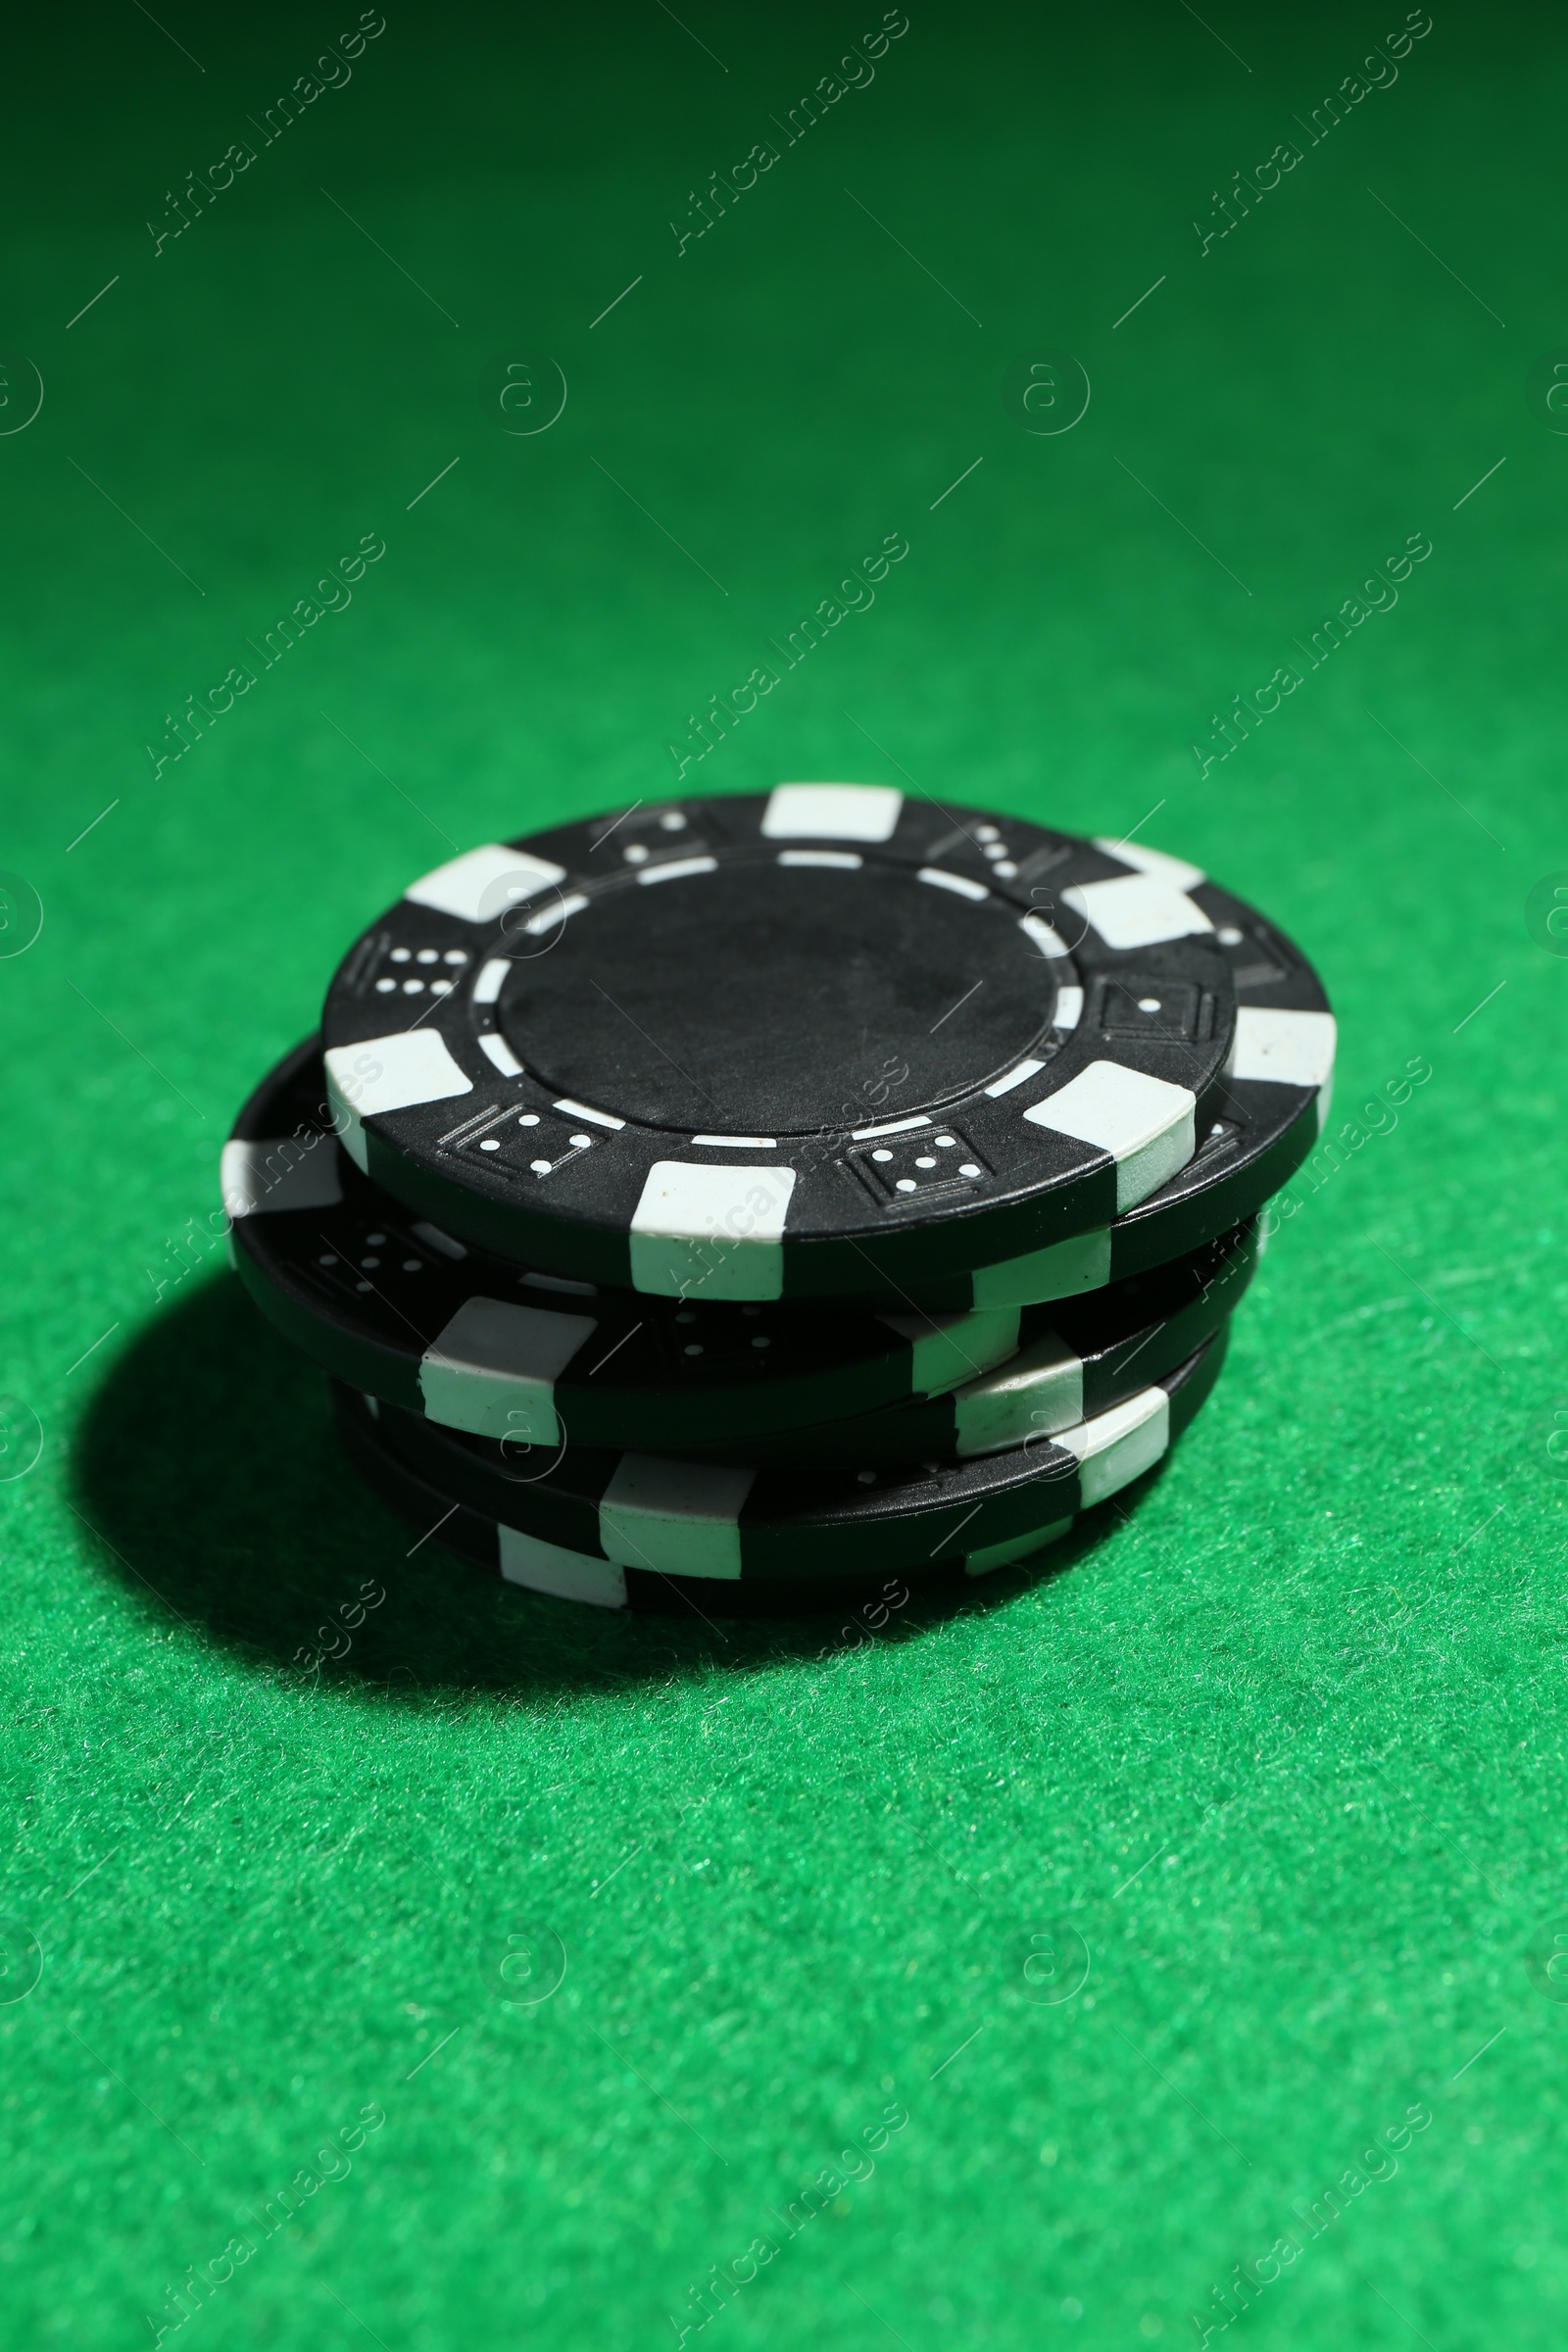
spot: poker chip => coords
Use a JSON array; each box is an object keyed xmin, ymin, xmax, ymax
[
  {"xmin": 327, "ymin": 1324, "xmax": 1227, "ymax": 1586},
  {"xmin": 222, "ymin": 1038, "xmax": 1023, "ymax": 1450},
  {"xmin": 703, "ymin": 1218, "xmax": 1258, "ymax": 1465},
  {"xmin": 317, "ymin": 790, "xmax": 1329, "ymax": 1300},
  {"xmin": 333, "ymin": 1373, "xmax": 1081, "ymax": 1618},
  {"xmin": 330, "ymin": 1383, "xmax": 1074, "ymax": 1614}
]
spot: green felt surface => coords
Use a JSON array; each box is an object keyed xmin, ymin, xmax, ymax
[{"xmin": 3, "ymin": 5, "xmax": 1567, "ymax": 2345}]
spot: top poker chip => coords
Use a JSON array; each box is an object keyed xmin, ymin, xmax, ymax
[{"xmin": 319, "ymin": 787, "xmax": 1306, "ymax": 1299}]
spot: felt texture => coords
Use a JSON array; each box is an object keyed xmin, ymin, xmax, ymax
[{"xmin": 1, "ymin": 6, "xmax": 1564, "ymax": 2346}]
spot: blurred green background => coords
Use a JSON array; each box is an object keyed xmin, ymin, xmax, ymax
[{"xmin": 3, "ymin": 3, "xmax": 1567, "ymax": 2344}]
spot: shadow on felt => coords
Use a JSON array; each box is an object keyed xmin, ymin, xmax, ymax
[{"xmin": 68, "ymin": 1270, "xmax": 1135, "ymax": 1706}]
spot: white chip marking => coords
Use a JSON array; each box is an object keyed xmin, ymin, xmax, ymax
[
  {"xmin": 952, "ymin": 1331, "xmax": 1083, "ymax": 1455},
  {"xmin": 637, "ymin": 856, "xmax": 718, "ymax": 886},
  {"xmin": 220, "ymin": 1137, "xmax": 343, "ymax": 1219},
  {"xmin": 1091, "ymin": 837, "xmax": 1207, "ymax": 891},
  {"xmin": 1019, "ymin": 914, "xmax": 1072, "ymax": 958},
  {"xmin": 878, "ymin": 1307, "xmax": 1022, "ymax": 1399},
  {"xmin": 1225, "ymin": 1006, "xmax": 1337, "ymax": 1090},
  {"xmin": 968, "ymin": 1227, "xmax": 1112, "ymax": 1308},
  {"xmin": 917, "ymin": 865, "xmax": 989, "ymax": 902},
  {"xmin": 1052, "ymin": 1382, "xmax": 1170, "ymax": 1505},
  {"xmin": 552, "ymin": 1098, "xmax": 625, "ymax": 1131},
  {"xmin": 1022, "ymin": 1060, "xmax": 1197, "ymax": 1211},
  {"xmin": 777, "ymin": 850, "xmax": 863, "ymax": 869},
  {"xmin": 478, "ymin": 1033, "xmax": 523, "ymax": 1077},
  {"xmin": 418, "ymin": 1297, "xmax": 598, "ymax": 1442},
  {"xmin": 404, "ymin": 843, "xmax": 566, "ymax": 923},
  {"xmin": 472, "ymin": 956, "xmax": 511, "ymax": 1005},
  {"xmin": 984, "ymin": 1059, "xmax": 1048, "ymax": 1100},
  {"xmin": 963, "ymin": 1519, "xmax": 1074, "ymax": 1577},
  {"xmin": 1060, "ymin": 874, "xmax": 1214, "ymax": 950},
  {"xmin": 690, "ymin": 1135, "xmax": 778, "ymax": 1148},
  {"xmin": 628, "ymin": 1162, "xmax": 796, "ymax": 1299},
  {"xmin": 1054, "ymin": 985, "xmax": 1084, "ymax": 1030},
  {"xmin": 523, "ymin": 893, "xmax": 587, "ymax": 935},
  {"xmin": 851, "ymin": 1113, "xmax": 930, "ymax": 1140},
  {"xmin": 761, "ymin": 783, "xmax": 903, "ymax": 841},
  {"xmin": 497, "ymin": 1524, "xmax": 627, "ymax": 1608},
  {"xmin": 323, "ymin": 1033, "xmax": 473, "ymax": 1174},
  {"xmin": 599, "ymin": 1453, "xmax": 757, "ymax": 1579}
]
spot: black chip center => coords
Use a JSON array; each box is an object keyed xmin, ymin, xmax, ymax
[{"xmin": 494, "ymin": 859, "xmax": 1059, "ymax": 1133}]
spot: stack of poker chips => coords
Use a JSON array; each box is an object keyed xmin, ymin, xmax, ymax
[{"xmin": 221, "ymin": 786, "xmax": 1334, "ymax": 1613}]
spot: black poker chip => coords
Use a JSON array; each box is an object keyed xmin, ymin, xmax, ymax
[
  {"xmin": 223, "ymin": 1038, "xmax": 1026, "ymax": 1450},
  {"xmin": 317, "ymin": 790, "xmax": 1326, "ymax": 1298},
  {"xmin": 702, "ymin": 1217, "xmax": 1258, "ymax": 1466},
  {"xmin": 329, "ymin": 1323, "xmax": 1227, "ymax": 1587},
  {"xmin": 330, "ymin": 1381, "xmax": 1056, "ymax": 1616}
]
